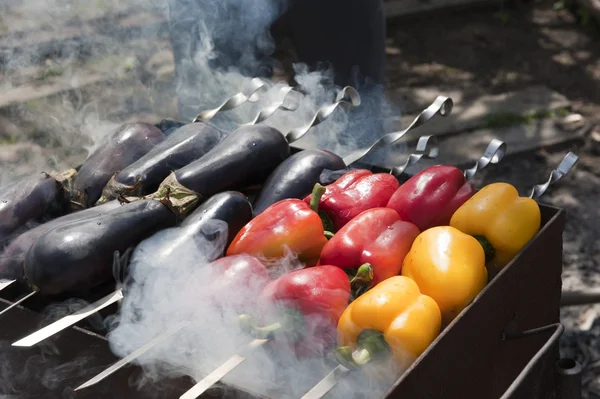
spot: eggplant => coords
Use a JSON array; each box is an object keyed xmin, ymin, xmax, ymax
[
  {"xmin": 98, "ymin": 122, "xmax": 225, "ymax": 203},
  {"xmin": 251, "ymin": 149, "xmax": 347, "ymax": 216},
  {"xmin": 70, "ymin": 122, "xmax": 165, "ymax": 210},
  {"xmin": 24, "ymin": 199, "xmax": 176, "ymax": 295},
  {"xmin": 0, "ymin": 171, "xmax": 74, "ymax": 246},
  {"xmin": 180, "ymin": 191, "xmax": 253, "ymax": 249},
  {"xmin": 155, "ymin": 119, "xmax": 186, "ymax": 135},
  {"xmin": 0, "ymin": 200, "xmax": 123, "ymax": 280}
]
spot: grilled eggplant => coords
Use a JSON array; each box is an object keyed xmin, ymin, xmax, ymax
[
  {"xmin": 98, "ymin": 122, "xmax": 225, "ymax": 203},
  {"xmin": 70, "ymin": 122, "xmax": 164, "ymax": 210},
  {"xmin": 252, "ymin": 149, "xmax": 346, "ymax": 216},
  {"xmin": 24, "ymin": 199, "xmax": 176, "ymax": 295}
]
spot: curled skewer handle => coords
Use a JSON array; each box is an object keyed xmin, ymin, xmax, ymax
[
  {"xmin": 390, "ymin": 135, "xmax": 440, "ymax": 177},
  {"xmin": 342, "ymin": 95, "xmax": 453, "ymax": 166},
  {"xmin": 285, "ymin": 86, "xmax": 361, "ymax": 143},
  {"xmin": 241, "ymin": 86, "xmax": 301, "ymax": 126},
  {"xmin": 529, "ymin": 152, "xmax": 579, "ymax": 200},
  {"xmin": 193, "ymin": 78, "xmax": 268, "ymax": 122},
  {"xmin": 463, "ymin": 139, "xmax": 507, "ymax": 181}
]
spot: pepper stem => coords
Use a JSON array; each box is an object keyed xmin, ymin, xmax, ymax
[
  {"xmin": 473, "ymin": 235, "xmax": 496, "ymax": 264},
  {"xmin": 349, "ymin": 263, "xmax": 374, "ymax": 300},
  {"xmin": 309, "ymin": 183, "xmax": 326, "ymax": 213},
  {"xmin": 333, "ymin": 329, "xmax": 390, "ymax": 370},
  {"xmin": 238, "ymin": 307, "xmax": 306, "ymax": 341}
]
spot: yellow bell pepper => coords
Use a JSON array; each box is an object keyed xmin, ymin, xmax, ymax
[
  {"xmin": 449, "ymin": 182, "xmax": 541, "ymax": 275},
  {"xmin": 334, "ymin": 276, "xmax": 441, "ymax": 371},
  {"xmin": 402, "ymin": 226, "xmax": 488, "ymax": 325}
]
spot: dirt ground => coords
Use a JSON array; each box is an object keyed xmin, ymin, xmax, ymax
[{"xmin": 383, "ymin": 1, "xmax": 600, "ymax": 396}]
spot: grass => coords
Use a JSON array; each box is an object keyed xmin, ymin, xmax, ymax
[{"xmin": 484, "ymin": 108, "xmax": 570, "ymax": 129}]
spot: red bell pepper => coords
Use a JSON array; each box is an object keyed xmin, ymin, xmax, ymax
[
  {"xmin": 318, "ymin": 208, "xmax": 420, "ymax": 286},
  {"xmin": 386, "ymin": 165, "xmax": 476, "ymax": 231},
  {"xmin": 238, "ymin": 264, "xmax": 373, "ymax": 357},
  {"xmin": 226, "ymin": 185, "xmax": 329, "ymax": 266},
  {"xmin": 303, "ymin": 170, "xmax": 399, "ymax": 232}
]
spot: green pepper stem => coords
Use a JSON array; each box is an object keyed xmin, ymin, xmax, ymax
[
  {"xmin": 309, "ymin": 183, "xmax": 327, "ymax": 213},
  {"xmin": 238, "ymin": 314, "xmax": 284, "ymax": 339},
  {"xmin": 473, "ymin": 235, "xmax": 496, "ymax": 264},
  {"xmin": 238, "ymin": 307, "xmax": 307, "ymax": 341},
  {"xmin": 324, "ymin": 231, "xmax": 335, "ymax": 239},
  {"xmin": 349, "ymin": 263, "xmax": 374, "ymax": 300},
  {"xmin": 333, "ymin": 329, "xmax": 390, "ymax": 370}
]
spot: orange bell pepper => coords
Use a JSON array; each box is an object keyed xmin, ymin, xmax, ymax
[
  {"xmin": 402, "ymin": 226, "xmax": 488, "ymax": 325},
  {"xmin": 449, "ymin": 182, "xmax": 541, "ymax": 275},
  {"xmin": 335, "ymin": 276, "xmax": 441, "ymax": 370}
]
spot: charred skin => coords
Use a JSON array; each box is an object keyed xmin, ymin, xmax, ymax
[
  {"xmin": 252, "ymin": 149, "xmax": 347, "ymax": 216},
  {"xmin": 24, "ymin": 199, "xmax": 177, "ymax": 296},
  {"xmin": 98, "ymin": 122, "xmax": 225, "ymax": 203},
  {"xmin": 0, "ymin": 173, "xmax": 71, "ymax": 246},
  {"xmin": 70, "ymin": 122, "xmax": 164, "ymax": 210},
  {"xmin": 181, "ymin": 191, "xmax": 253, "ymax": 250},
  {"xmin": 173, "ymin": 125, "xmax": 291, "ymax": 198},
  {"xmin": 0, "ymin": 201, "xmax": 122, "ymax": 281}
]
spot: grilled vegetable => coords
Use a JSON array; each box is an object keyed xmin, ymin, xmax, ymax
[
  {"xmin": 386, "ymin": 165, "xmax": 476, "ymax": 231},
  {"xmin": 239, "ymin": 265, "xmax": 367, "ymax": 357},
  {"xmin": 402, "ymin": 226, "xmax": 488, "ymax": 325},
  {"xmin": 335, "ymin": 276, "xmax": 441, "ymax": 370},
  {"xmin": 252, "ymin": 150, "xmax": 346, "ymax": 216},
  {"xmin": 304, "ymin": 171, "xmax": 399, "ymax": 231},
  {"xmin": 24, "ymin": 199, "xmax": 177, "ymax": 295},
  {"xmin": 151, "ymin": 125, "xmax": 290, "ymax": 219},
  {"xmin": 0, "ymin": 171, "xmax": 75, "ymax": 246},
  {"xmin": 98, "ymin": 122, "xmax": 225, "ymax": 203},
  {"xmin": 226, "ymin": 184, "xmax": 328, "ymax": 267},
  {"xmin": 450, "ymin": 182, "xmax": 541, "ymax": 275},
  {"xmin": 180, "ymin": 191, "xmax": 253, "ymax": 250},
  {"xmin": 70, "ymin": 122, "xmax": 164, "ymax": 210},
  {"xmin": 0, "ymin": 200, "xmax": 122, "ymax": 280},
  {"xmin": 318, "ymin": 208, "xmax": 420, "ymax": 286}
]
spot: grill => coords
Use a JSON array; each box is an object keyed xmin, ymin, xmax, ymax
[{"xmin": 0, "ymin": 83, "xmax": 582, "ymax": 399}]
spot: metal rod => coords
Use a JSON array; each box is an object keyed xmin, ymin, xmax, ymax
[
  {"xmin": 529, "ymin": 151, "xmax": 579, "ymax": 199},
  {"xmin": 285, "ymin": 86, "xmax": 361, "ymax": 143},
  {"xmin": 555, "ymin": 358, "xmax": 582, "ymax": 399},
  {"xmin": 299, "ymin": 365, "xmax": 350, "ymax": 399},
  {"xmin": 342, "ymin": 95, "xmax": 453, "ymax": 166},
  {"xmin": 12, "ymin": 290, "xmax": 124, "ymax": 347},
  {"xmin": 560, "ymin": 289, "xmax": 600, "ymax": 307},
  {"xmin": 463, "ymin": 139, "xmax": 507, "ymax": 181},
  {"xmin": 74, "ymin": 321, "xmax": 189, "ymax": 391},
  {"xmin": 192, "ymin": 78, "xmax": 268, "ymax": 122},
  {"xmin": 389, "ymin": 135, "xmax": 439, "ymax": 177},
  {"xmin": 240, "ymin": 86, "xmax": 301, "ymax": 126},
  {"xmin": 0, "ymin": 279, "xmax": 16, "ymax": 292},
  {"xmin": 178, "ymin": 338, "xmax": 269, "ymax": 399},
  {"xmin": 0, "ymin": 290, "xmax": 38, "ymax": 318}
]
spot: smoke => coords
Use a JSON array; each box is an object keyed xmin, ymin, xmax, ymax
[{"xmin": 108, "ymin": 219, "xmax": 401, "ymax": 398}]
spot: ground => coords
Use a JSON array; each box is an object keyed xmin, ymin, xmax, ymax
[{"xmin": 2, "ymin": 0, "xmax": 600, "ymax": 397}]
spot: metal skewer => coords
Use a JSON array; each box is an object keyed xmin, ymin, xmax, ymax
[
  {"xmin": 193, "ymin": 78, "xmax": 269, "ymax": 122},
  {"xmin": 299, "ymin": 365, "xmax": 350, "ymax": 399},
  {"xmin": 529, "ymin": 151, "xmax": 579, "ymax": 199},
  {"xmin": 12, "ymin": 290, "xmax": 124, "ymax": 347},
  {"xmin": 463, "ymin": 139, "xmax": 507, "ymax": 181},
  {"xmin": 0, "ymin": 290, "xmax": 38, "ymax": 318},
  {"xmin": 241, "ymin": 86, "xmax": 301, "ymax": 126},
  {"xmin": 74, "ymin": 321, "xmax": 189, "ymax": 391},
  {"xmin": 389, "ymin": 135, "xmax": 439, "ymax": 177},
  {"xmin": 0, "ymin": 279, "xmax": 16, "ymax": 292},
  {"xmin": 285, "ymin": 86, "xmax": 361, "ymax": 143},
  {"xmin": 342, "ymin": 95, "xmax": 453, "ymax": 166}
]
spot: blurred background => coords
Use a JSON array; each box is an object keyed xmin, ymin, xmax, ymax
[{"xmin": 1, "ymin": 0, "xmax": 599, "ymax": 396}]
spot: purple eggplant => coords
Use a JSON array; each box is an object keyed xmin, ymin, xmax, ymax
[
  {"xmin": 98, "ymin": 122, "xmax": 225, "ymax": 204},
  {"xmin": 70, "ymin": 122, "xmax": 165, "ymax": 210},
  {"xmin": 0, "ymin": 200, "xmax": 122, "ymax": 281},
  {"xmin": 181, "ymin": 191, "xmax": 253, "ymax": 249},
  {"xmin": 252, "ymin": 149, "xmax": 347, "ymax": 216},
  {"xmin": 0, "ymin": 172, "xmax": 74, "ymax": 246},
  {"xmin": 24, "ymin": 199, "xmax": 176, "ymax": 295}
]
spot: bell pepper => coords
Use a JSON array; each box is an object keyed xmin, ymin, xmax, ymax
[
  {"xmin": 449, "ymin": 182, "xmax": 541, "ymax": 275},
  {"xmin": 303, "ymin": 170, "xmax": 400, "ymax": 232},
  {"xmin": 238, "ymin": 264, "xmax": 373, "ymax": 358},
  {"xmin": 386, "ymin": 165, "xmax": 476, "ymax": 231},
  {"xmin": 335, "ymin": 275, "xmax": 441, "ymax": 371},
  {"xmin": 226, "ymin": 184, "xmax": 329, "ymax": 266},
  {"xmin": 318, "ymin": 208, "xmax": 420, "ymax": 286},
  {"xmin": 401, "ymin": 226, "xmax": 488, "ymax": 325}
]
